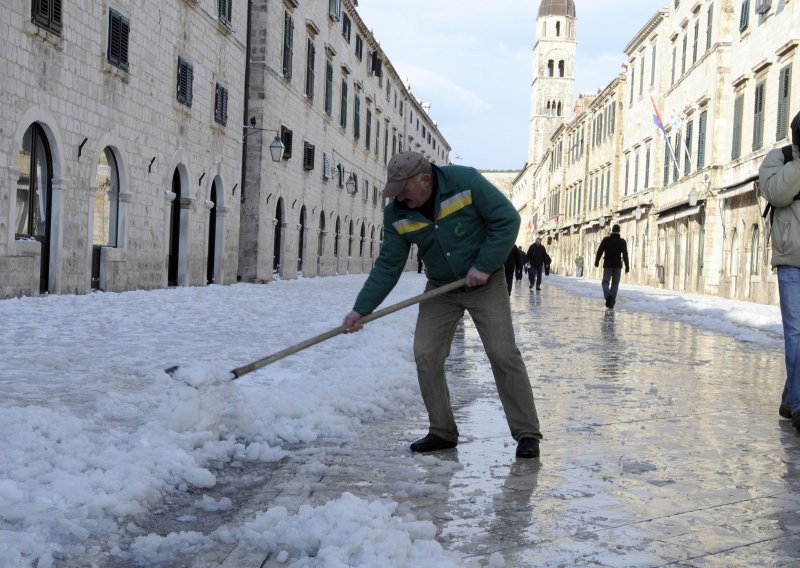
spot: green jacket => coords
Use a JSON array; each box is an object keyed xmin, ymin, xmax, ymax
[{"xmin": 353, "ymin": 164, "xmax": 520, "ymax": 315}]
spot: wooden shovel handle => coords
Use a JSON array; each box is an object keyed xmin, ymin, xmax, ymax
[{"xmin": 231, "ymin": 277, "xmax": 468, "ymax": 379}]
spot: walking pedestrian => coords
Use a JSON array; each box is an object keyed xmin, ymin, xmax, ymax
[
  {"xmin": 759, "ymin": 110, "xmax": 800, "ymax": 429},
  {"xmin": 504, "ymin": 246, "xmax": 523, "ymax": 295},
  {"xmin": 515, "ymin": 246, "xmax": 526, "ymax": 284},
  {"xmin": 342, "ymin": 151, "xmax": 543, "ymax": 458},
  {"xmin": 526, "ymin": 238, "xmax": 549, "ymax": 291},
  {"xmin": 594, "ymin": 224, "xmax": 629, "ymax": 309}
]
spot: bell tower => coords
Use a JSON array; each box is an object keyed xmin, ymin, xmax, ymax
[{"xmin": 527, "ymin": 0, "xmax": 577, "ymax": 165}]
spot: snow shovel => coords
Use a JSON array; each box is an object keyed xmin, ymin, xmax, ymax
[{"xmin": 165, "ymin": 277, "xmax": 467, "ymax": 381}]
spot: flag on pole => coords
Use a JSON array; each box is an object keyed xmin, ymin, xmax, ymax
[
  {"xmin": 453, "ymin": 153, "xmax": 463, "ymax": 160},
  {"xmin": 651, "ymin": 96, "xmax": 681, "ymax": 175},
  {"xmin": 651, "ymin": 96, "xmax": 668, "ymax": 140}
]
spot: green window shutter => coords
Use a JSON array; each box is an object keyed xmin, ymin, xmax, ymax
[
  {"xmin": 697, "ymin": 110, "xmax": 707, "ymax": 169},
  {"xmin": 684, "ymin": 120, "xmax": 693, "ymax": 175},
  {"xmin": 732, "ymin": 94, "xmax": 744, "ymax": 159},
  {"xmin": 753, "ymin": 81, "xmax": 765, "ymax": 151},
  {"xmin": 740, "ymin": 0, "xmax": 750, "ymax": 31},
  {"xmin": 776, "ymin": 65, "xmax": 792, "ymax": 140}
]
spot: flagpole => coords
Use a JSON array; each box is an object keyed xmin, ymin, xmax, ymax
[{"xmin": 651, "ymin": 96, "xmax": 681, "ymax": 179}]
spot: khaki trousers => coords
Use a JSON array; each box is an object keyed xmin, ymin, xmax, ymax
[{"xmin": 413, "ymin": 270, "xmax": 542, "ymax": 442}]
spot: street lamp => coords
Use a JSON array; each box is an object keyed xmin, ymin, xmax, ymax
[
  {"xmin": 688, "ymin": 173, "xmax": 713, "ymax": 207},
  {"xmin": 345, "ymin": 173, "xmax": 356, "ymax": 194},
  {"xmin": 243, "ymin": 118, "xmax": 285, "ymax": 162}
]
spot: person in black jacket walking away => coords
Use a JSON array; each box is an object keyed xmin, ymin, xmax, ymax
[
  {"xmin": 594, "ymin": 224, "xmax": 629, "ymax": 308},
  {"xmin": 526, "ymin": 238, "xmax": 550, "ymax": 290},
  {"xmin": 504, "ymin": 246, "xmax": 523, "ymax": 295}
]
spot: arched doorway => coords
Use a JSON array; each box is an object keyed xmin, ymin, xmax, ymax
[
  {"xmin": 317, "ymin": 211, "xmax": 326, "ymax": 275},
  {"xmin": 92, "ymin": 147, "xmax": 120, "ymax": 290},
  {"xmin": 206, "ymin": 181, "xmax": 218, "ymax": 284},
  {"xmin": 16, "ymin": 123, "xmax": 54, "ymax": 294},
  {"xmin": 168, "ymin": 170, "xmax": 181, "ymax": 286},
  {"xmin": 273, "ymin": 198, "xmax": 284, "ymax": 274}
]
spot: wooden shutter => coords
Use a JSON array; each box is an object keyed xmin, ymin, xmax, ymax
[
  {"xmin": 732, "ymin": 94, "xmax": 744, "ymax": 159},
  {"xmin": 282, "ymin": 12, "xmax": 294, "ymax": 79},
  {"xmin": 108, "ymin": 11, "xmax": 130, "ymax": 70},
  {"xmin": 684, "ymin": 120, "xmax": 693, "ymax": 175},
  {"xmin": 303, "ymin": 142, "xmax": 315, "ymax": 170},
  {"xmin": 777, "ymin": 65, "xmax": 792, "ymax": 140},
  {"xmin": 753, "ymin": 81, "xmax": 765, "ymax": 151},
  {"xmin": 740, "ymin": 0, "xmax": 750, "ymax": 31},
  {"xmin": 280, "ymin": 126, "xmax": 293, "ymax": 159},
  {"xmin": 215, "ymin": 84, "xmax": 228, "ymax": 125},
  {"xmin": 697, "ymin": 110, "xmax": 707, "ymax": 169}
]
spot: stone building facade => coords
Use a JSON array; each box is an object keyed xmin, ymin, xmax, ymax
[
  {"xmin": 515, "ymin": 0, "xmax": 799, "ymax": 305},
  {"xmin": 1, "ymin": 0, "xmax": 248, "ymax": 298},
  {"xmin": 239, "ymin": 0, "xmax": 450, "ymax": 283}
]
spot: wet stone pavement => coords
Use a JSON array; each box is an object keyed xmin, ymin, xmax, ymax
[{"xmin": 152, "ymin": 279, "xmax": 800, "ymax": 566}]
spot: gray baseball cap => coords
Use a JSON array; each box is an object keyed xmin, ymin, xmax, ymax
[{"xmin": 383, "ymin": 152, "xmax": 429, "ymax": 197}]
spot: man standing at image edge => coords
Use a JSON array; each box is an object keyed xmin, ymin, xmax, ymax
[
  {"xmin": 594, "ymin": 224, "xmax": 629, "ymax": 309},
  {"xmin": 759, "ymin": 110, "xmax": 800, "ymax": 429},
  {"xmin": 342, "ymin": 151, "xmax": 543, "ymax": 458}
]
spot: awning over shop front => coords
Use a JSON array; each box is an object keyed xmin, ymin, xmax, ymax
[
  {"xmin": 719, "ymin": 178, "xmax": 757, "ymax": 200},
  {"xmin": 656, "ymin": 205, "xmax": 701, "ymax": 225},
  {"xmin": 583, "ymin": 220, "xmax": 599, "ymax": 231}
]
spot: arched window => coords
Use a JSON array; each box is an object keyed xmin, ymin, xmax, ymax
[
  {"xmin": 556, "ymin": 21, "xmax": 561, "ymax": 36},
  {"xmin": 348, "ymin": 220, "xmax": 354, "ymax": 256},
  {"xmin": 557, "ymin": 101, "xmax": 562, "ymax": 116},
  {"xmin": 730, "ymin": 229, "xmax": 739, "ymax": 276},
  {"xmin": 558, "ymin": 60, "xmax": 565, "ymax": 77},
  {"xmin": 370, "ymin": 226, "xmax": 375, "ymax": 257},
  {"xmin": 298, "ymin": 206, "xmax": 306, "ymax": 272},
  {"xmin": 548, "ymin": 60, "xmax": 554, "ymax": 77},
  {"xmin": 359, "ymin": 222, "xmax": 365, "ymax": 257},
  {"xmin": 750, "ymin": 225, "xmax": 760, "ymax": 275}
]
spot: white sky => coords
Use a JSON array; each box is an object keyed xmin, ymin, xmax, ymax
[
  {"xmin": 355, "ymin": 0, "xmax": 666, "ymax": 170},
  {"xmin": 0, "ymin": 272, "xmax": 783, "ymax": 566}
]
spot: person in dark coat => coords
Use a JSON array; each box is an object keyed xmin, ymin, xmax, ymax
[
  {"xmin": 504, "ymin": 246, "xmax": 523, "ymax": 295},
  {"xmin": 526, "ymin": 238, "xmax": 549, "ymax": 290},
  {"xmin": 515, "ymin": 246, "xmax": 526, "ymax": 283},
  {"xmin": 594, "ymin": 224, "xmax": 630, "ymax": 308}
]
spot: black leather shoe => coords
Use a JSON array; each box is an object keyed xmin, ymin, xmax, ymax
[
  {"xmin": 793, "ymin": 411, "xmax": 800, "ymax": 430},
  {"xmin": 779, "ymin": 404, "xmax": 792, "ymax": 419},
  {"xmin": 410, "ymin": 433, "xmax": 457, "ymax": 453},
  {"xmin": 605, "ymin": 295, "xmax": 612, "ymax": 308},
  {"xmin": 516, "ymin": 437, "xmax": 540, "ymax": 458}
]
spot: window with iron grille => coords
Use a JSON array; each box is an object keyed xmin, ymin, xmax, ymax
[
  {"xmin": 281, "ymin": 126, "xmax": 293, "ymax": 160},
  {"xmin": 32, "ymin": 0, "xmax": 62, "ymax": 35},
  {"xmin": 108, "ymin": 10, "xmax": 130, "ymax": 71},
  {"xmin": 303, "ymin": 142, "xmax": 315, "ymax": 170},
  {"xmin": 776, "ymin": 64, "xmax": 792, "ymax": 140},
  {"xmin": 304, "ymin": 38, "xmax": 315, "ymax": 99},
  {"xmin": 214, "ymin": 83, "xmax": 228, "ymax": 125},
  {"xmin": 177, "ymin": 57, "xmax": 194, "ymax": 108},
  {"xmin": 282, "ymin": 12, "xmax": 294, "ymax": 80},
  {"xmin": 752, "ymin": 80, "xmax": 765, "ymax": 151},
  {"xmin": 218, "ymin": 0, "xmax": 232, "ymax": 27},
  {"xmin": 732, "ymin": 93, "xmax": 744, "ymax": 159}
]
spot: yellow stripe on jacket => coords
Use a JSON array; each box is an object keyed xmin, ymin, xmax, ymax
[
  {"xmin": 392, "ymin": 218, "xmax": 430, "ymax": 235},
  {"xmin": 437, "ymin": 190, "xmax": 472, "ymax": 220}
]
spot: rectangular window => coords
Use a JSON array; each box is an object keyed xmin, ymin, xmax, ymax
[
  {"xmin": 340, "ymin": 79, "xmax": 348, "ymax": 128},
  {"xmin": 664, "ymin": 140, "xmax": 672, "ymax": 185},
  {"xmin": 177, "ymin": 57, "xmax": 193, "ymax": 108},
  {"xmin": 639, "ymin": 56, "xmax": 645, "ymax": 96},
  {"xmin": 32, "ymin": 0, "xmax": 62, "ymax": 34},
  {"xmin": 324, "ymin": 60, "xmax": 333, "ymax": 116},
  {"xmin": 218, "ymin": 0, "xmax": 232, "ymax": 27},
  {"xmin": 282, "ymin": 12, "xmax": 294, "ymax": 80},
  {"xmin": 644, "ymin": 146, "xmax": 651, "ymax": 188},
  {"xmin": 684, "ymin": 120, "xmax": 693, "ymax": 175},
  {"xmin": 353, "ymin": 96, "xmax": 360, "ymax": 140},
  {"xmin": 634, "ymin": 151, "xmax": 640, "ymax": 192},
  {"xmin": 304, "ymin": 38, "xmax": 315, "ymax": 99},
  {"xmin": 706, "ymin": 4, "xmax": 714, "ymax": 50},
  {"xmin": 740, "ymin": 0, "xmax": 750, "ymax": 32},
  {"xmin": 671, "ymin": 45, "xmax": 677, "ymax": 86},
  {"xmin": 753, "ymin": 80, "xmax": 765, "ymax": 151},
  {"xmin": 732, "ymin": 93, "xmax": 744, "ymax": 159},
  {"xmin": 365, "ymin": 108, "xmax": 372, "ymax": 149},
  {"xmin": 214, "ymin": 83, "xmax": 228, "ymax": 125},
  {"xmin": 630, "ymin": 60, "xmax": 636, "ymax": 105},
  {"xmin": 342, "ymin": 13, "xmax": 351, "ymax": 43},
  {"xmin": 697, "ymin": 110, "xmax": 707, "ymax": 169},
  {"xmin": 650, "ymin": 44, "xmax": 657, "ymax": 86},
  {"xmin": 303, "ymin": 142, "xmax": 315, "ymax": 170},
  {"xmin": 624, "ymin": 158, "xmax": 630, "ymax": 196},
  {"xmin": 280, "ymin": 126, "xmax": 293, "ymax": 160},
  {"xmin": 605, "ymin": 170, "xmax": 611, "ymax": 205},
  {"xmin": 328, "ymin": 0, "xmax": 341, "ymax": 21},
  {"xmin": 692, "ymin": 20, "xmax": 699, "ymax": 64},
  {"xmin": 673, "ymin": 133, "xmax": 681, "ymax": 181},
  {"xmin": 107, "ymin": 10, "xmax": 130, "ymax": 71},
  {"xmin": 776, "ymin": 64, "xmax": 792, "ymax": 141},
  {"xmin": 355, "ymin": 35, "xmax": 363, "ymax": 60},
  {"xmin": 375, "ymin": 120, "xmax": 380, "ymax": 156},
  {"xmin": 681, "ymin": 34, "xmax": 687, "ymax": 75}
]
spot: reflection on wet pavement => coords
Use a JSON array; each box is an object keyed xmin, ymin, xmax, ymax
[{"xmin": 170, "ymin": 281, "xmax": 800, "ymax": 566}]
